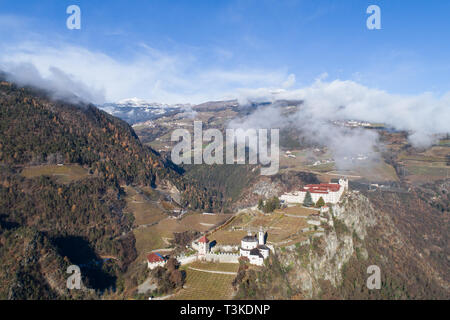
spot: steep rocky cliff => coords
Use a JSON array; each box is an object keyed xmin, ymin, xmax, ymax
[
  {"xmin": 278, "ymin": 191, "xmax": 377, "ymax": 298},
  {"xmin": 234, "ymin": 186, "xmax": 449, "ymax": 300}
]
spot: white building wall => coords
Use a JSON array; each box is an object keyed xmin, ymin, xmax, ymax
[
  {"xmin": 176, "ymin": 255, "xmax": 198, "ymax": 266},
  {"xmin": 248, "ymin": 255, "xmax": 264, "ymax": 266},
  {"xmin": 147, "ymin": 261, "xmax": 165, "ymax": 270},
  {"xmin": 241, "ymin": 240, "xmax": 258, "ymax": 250},
  {"xmin": 280, "ymin": 181, "xmax": 347, "ymax": 205},
  {"xmin": 203, "ymin": 253, "xmax": 239, "ymax": 264},
  {"xmin": 176, "ymin": 253, "xmax": 240, "ymax": 265},
  {"xmin": 211, "ymin": 245, "xmax": 239, "ymax": 253},
  {"xmin": 280, "ymin": 192, "xmax": 304, "ymax": 204},
  {"xmin": 259, "ymin": 248, "xmax": 269, "ymax": 259},
  {"xmin": 240, "ymin": 249, "xmax": 250, "ymax": 257},
  {"xmin": 191, "ymin": 242, "xmax": 200, "ymax": 252},
  {"xmin": 199, "ymin": 242, "xmax": 209, "ymax": 255}
]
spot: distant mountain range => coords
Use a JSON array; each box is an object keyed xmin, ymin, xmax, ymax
[
  {"xmin": 98, "ymin": 98, "xmax": 304, "ymax": 125},
  {"xmin": 97, "ymin": 98, "xmax": 190, "ymax": 124}
]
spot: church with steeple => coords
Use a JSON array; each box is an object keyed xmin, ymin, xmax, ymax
[{"xmin": 239, "ymin": 227, "xmax": 270, "ymax": 266}]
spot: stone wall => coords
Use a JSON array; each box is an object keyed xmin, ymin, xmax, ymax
[
  {"xmin": 203, "ymin": 253, "xmax": 240, "ymax": 264},
  {"xmin": 211, "ymin": 244, "xmax": 239, "ymax": 253},
  {"xmin": 176, "ymin": 252, "xmax": 240, "ymax": 265},
  {"xmin": 176, "ymin": 255, "xmax": 198, "ymax": 266}
]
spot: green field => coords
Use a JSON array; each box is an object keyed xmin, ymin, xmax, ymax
[
  {"xmin": 407, "ymin": 165, "xmax": 449, "ymax": 177},
  {"xmin": 21, "ymin": 164, "xmax": 90, "ymax": 184}
]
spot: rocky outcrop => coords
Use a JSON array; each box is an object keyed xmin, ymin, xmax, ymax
[
  {"xmin": 259, "ymin": 185, "xmax": 449, "ymax": 300},
  {"xmin": 234, "ymin": 171, "xmax": 319, "ymax": 209},
  {"xmin": 275, "ymin": 191, "xmax": 377, "ymax": 298},
  {"xmin": 252, "ymin": 180, "xmax": 283, "ymax": 199}
]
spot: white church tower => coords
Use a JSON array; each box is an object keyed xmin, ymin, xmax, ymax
[
  {"xmin": 258, "ymin": 226, "xmax": 265, "ymax": 245},
  {"xmin": 339, "ymin": 178, "xmax": 349, "ymax": 191}
]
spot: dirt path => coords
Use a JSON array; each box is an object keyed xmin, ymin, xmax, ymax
[{"xmin": 188, "ymin": 266, "xmax": 237, "ymax": 275}]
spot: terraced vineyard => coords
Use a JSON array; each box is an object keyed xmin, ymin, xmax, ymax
[
  {"xmin": 170, "ymin": 263, "xmax": 237, "ymax": 300},
  {"xmin": 209, "ymin": 209, "xmax": 312, "ymax": 247}
]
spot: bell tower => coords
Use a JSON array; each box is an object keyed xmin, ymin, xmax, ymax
[
  {"xmin": 339, "ymin": 178, "xmax": 348, "ymax": 191},
  {"xmin": 258, "ymin": 226, "xmax": 265, "ymax": 245}
]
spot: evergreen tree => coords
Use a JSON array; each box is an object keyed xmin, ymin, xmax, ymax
[
  {"xmin": 273, "ymin": 197, "xmax": 280, "ymax": 210},
  {"xmin": 261, "ymin": 197, "xmax": 281, "ymax": 213},
  {"xmin": 303, "ymin": 191, "xmax": 314, "ymax": 207},
  {"xmin": 257, "ymin": 198, "xmax": 264, "ymax": 210},
  {"xmin": 316, "ymin": 196, "xmax": 325, "ymax": 208}
]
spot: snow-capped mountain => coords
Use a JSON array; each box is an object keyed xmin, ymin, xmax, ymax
[
  {"xmin": 114, "ymin": 97, "xmax": 170, "ymax": 108},
  {"xmin": 97, "ymin": 98, "xmax": 190, "ymax": 125}
]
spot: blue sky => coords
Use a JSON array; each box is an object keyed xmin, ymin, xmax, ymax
[{"xmin": 0, "ymin": 0, "xmax": 450, "ymax": 103}]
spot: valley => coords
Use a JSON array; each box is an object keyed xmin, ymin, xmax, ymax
[
  {"xmin": 121, "ymin": 98, "xmax": 449, "ymax": 300},
  {"xmin": 0, "ymin": 78, "xmax": 448, "ymax": 300}
]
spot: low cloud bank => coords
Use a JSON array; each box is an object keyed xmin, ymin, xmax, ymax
[
  {"xmin": 230, "ymin": 79, "xmax": 449, "ymax": 171},
  {"xmin": 233, "ymin": 78, "xmax": 449, "ymax": 148},
  {"xmin": 228, "ymin": 102, "xmax": 381, "ymax": 171},
  {"xmin": 0, "ymin": 42, "xmax": 289, "ymax": 105},
  {"xmin": 1, "ymin": 42, "xmax": 448, "ymax": 159},
  {"xmin": 1, "ymin": 62, "xmax": 105, "ymax": 104}
]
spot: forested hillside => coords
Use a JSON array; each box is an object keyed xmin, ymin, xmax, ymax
[
  {"xmin": 0, "ymin": 80, "xmax": 175, "ymax": 185},
  {"xmin": 0, "ymin": 78, "xmax": 214, "ymax": 298}
]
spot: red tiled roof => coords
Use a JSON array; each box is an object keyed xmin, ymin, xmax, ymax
[
  {"xmin": 147, "ymin": 252, "xmax": 165, "ymax": 263},
  {"xmin": 301, "ymin": 183, "xmax": 341, "ymax": 194},
  {"xmin": 198, "ymin": 236, "xmax": 209, "ymax": 243}
]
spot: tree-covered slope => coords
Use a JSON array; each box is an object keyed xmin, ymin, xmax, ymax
[{"xmin": 0, "ymin": 78, "xmax": 213, "ymax": 299}]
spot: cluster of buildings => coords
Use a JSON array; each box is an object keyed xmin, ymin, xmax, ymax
[
  {"xmin": 194, "ymin": 228, "xmax": 271, "ymax": 266},
  {"xmin": 280, "ymin": 178, "xmax": 348, "ymax": 205},
  {"xmin": 147, "ymin": 179, "xmax": 350, "ymax": 270},
  {"xmin": 147, "ymin": 228, "xmax": 271, "ymax": 269}
]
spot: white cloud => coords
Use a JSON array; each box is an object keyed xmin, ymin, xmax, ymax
[
  {"xmin": 0, "ymin": 41, "xmax": 290, "ymax": 104},
  {"xmin": 261, "ymin": 79, "xmax": 449, "ymax": 137},
  {"xmin": 230, "ymin": 78, "xmax": 450, "ymax": 152},
  {"xmin": 1, "ymin": 41, "xmax": 448, "ymax": 150},
  {"xmin": 282, "ymin": 74, "xmax": 296, "ymax": 88},
  {"xmin": 3, "ymin": 62, "xmax": 104, "ymax": 104}
]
